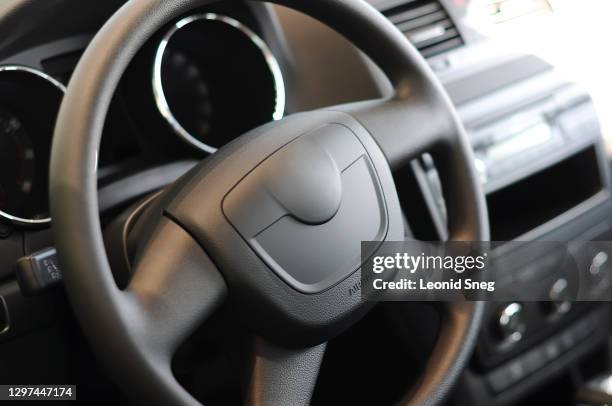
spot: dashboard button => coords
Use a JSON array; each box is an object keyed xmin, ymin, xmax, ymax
[
  {"xmin": 589, "ymin": 251, "xmax": 608, "ymax": 280},
  {"xmin": 543, "ymin": 341, "xmax": 561, "ymax": 361},
  {"xmin": 497, "ymin": 302, "xmax": 525, "ymax": 344},
  {"xmin": 543, "ymin": 278, "xmax": 572, "ymax": 316},
  {"xmin": 508, "ymin": 360, "xmax": 527, "ymax": 382},
  {"xmin": 559, "ymin": 330, "xmax": 576, "ymax": 351},
  {"xmin": 487, "ymin": 367, "xmax": 512, "ymax": 392},
  {"xmin": 524, "ymin": 349, "xmax": 546, "ymax": 373}
]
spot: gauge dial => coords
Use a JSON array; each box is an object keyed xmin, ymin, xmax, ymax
[
  {"xmin": 0, "ymin": 107, "xmax": 39, "ymax": 220},
  {"xmin": 162, "ymin": 49, "xmax": 214, "ymax": 143},
  {"xmin": 153, "ymin": 13, "xmax": 285, "ymax": 154},
  {"xmin": 0, "ymin": 65, "xmax": 66, "ymax": 226}
]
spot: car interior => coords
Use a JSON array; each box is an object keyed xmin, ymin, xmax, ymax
[{"xmin": 0, "ymin": 0, "xmax": 611, "ymax": 405}]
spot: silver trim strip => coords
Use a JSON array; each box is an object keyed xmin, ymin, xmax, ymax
[
  {"xmin": 0, "ymin": 65, "xmax": 66, "ymax": 226},
  {"xmin": 152, "ymin": 13, "xmax": 286, "ymax": 154}
]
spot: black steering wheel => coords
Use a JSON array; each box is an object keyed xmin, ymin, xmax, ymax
[{"xmin": 50, "ymin": 0, "xmax": 489, "ymax": 405}]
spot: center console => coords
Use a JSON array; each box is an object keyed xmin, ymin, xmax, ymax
[
  {"xmin": 369, "ymin": 2, "xmax": 612, "ymax": 403},
  {"xmin": 411, "ymin": 25, "xmax": 612, "ymax": 406}
]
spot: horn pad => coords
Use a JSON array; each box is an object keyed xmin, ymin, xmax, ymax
[{"xmin": 223, "ymin": 124, "xmax": 388, "ymax": 293}]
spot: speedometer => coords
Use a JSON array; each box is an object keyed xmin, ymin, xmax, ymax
[
  {"xmin": 158, "ymin": 48, "xmax": 214, "ymax": 144},
  {"xmin": 153, "ymin": 13, "xmax": 285, "ymax": 154}
]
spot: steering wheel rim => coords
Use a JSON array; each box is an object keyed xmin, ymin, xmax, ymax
[{"xmin": 50, "ymin": 1, "xmax": 489, "ymax": 405}]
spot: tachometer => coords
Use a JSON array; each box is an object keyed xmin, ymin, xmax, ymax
[
  {"xmin": 0, "ymin": 107, "xmax": 36, "ymax": 219},
  {"xmin": 0, "ymin": 65, "xmax": 65, "ymax": 226}
]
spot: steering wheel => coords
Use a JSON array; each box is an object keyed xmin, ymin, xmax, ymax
[{"xmin": 50, "ymin": 0, "xmax": 489, "ymax": 405}]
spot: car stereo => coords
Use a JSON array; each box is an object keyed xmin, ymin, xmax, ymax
[{"xmin": 469, "ymin": 85, "xmax": 603, "ymax": 195}]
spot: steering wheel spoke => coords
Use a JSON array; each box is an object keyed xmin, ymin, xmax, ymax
[
  {"xmin": 336, "ymin": 95, "xmax": 485, "ymax": 242},
  {"xmin": 126, "ymin": 217, "xmax": 228, "ymax": 356},
  {"xmin": 246, "ymin": 338, "xmax": 326, "ymax": 406},
  {"xmin": 332, "ymin": 96, "xmax": 454, "ymax": 171},
  {"xmin": 396, "ymin": 301, "xmax": 484, "ymax": 405}
]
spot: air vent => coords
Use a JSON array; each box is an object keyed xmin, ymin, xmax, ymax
[{"xmin": 383, "ymin": 0, "xmax": 464, "ymax": 58}]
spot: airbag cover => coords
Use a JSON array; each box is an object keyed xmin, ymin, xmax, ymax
[{"xmin": 223, "ymin": 124, "xmax": 388, "ymax": 293}]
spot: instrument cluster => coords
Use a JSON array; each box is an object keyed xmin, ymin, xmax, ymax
[{"xmin": 0, "ymin": 9, "xmax": 285, "ymax": 228}]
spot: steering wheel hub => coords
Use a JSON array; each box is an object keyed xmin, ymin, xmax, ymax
[
  {"xmin": 162, "ymin": 111, "xmax": 404, "ymax": 344},
  {"xmin": 223, "ymin": 121, "xmax": 391, "ymax": 294}
]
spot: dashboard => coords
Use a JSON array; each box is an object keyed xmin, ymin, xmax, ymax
[{"xmin": 0, "ymin": 1, "xmax": 611, "ymax": 405}]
